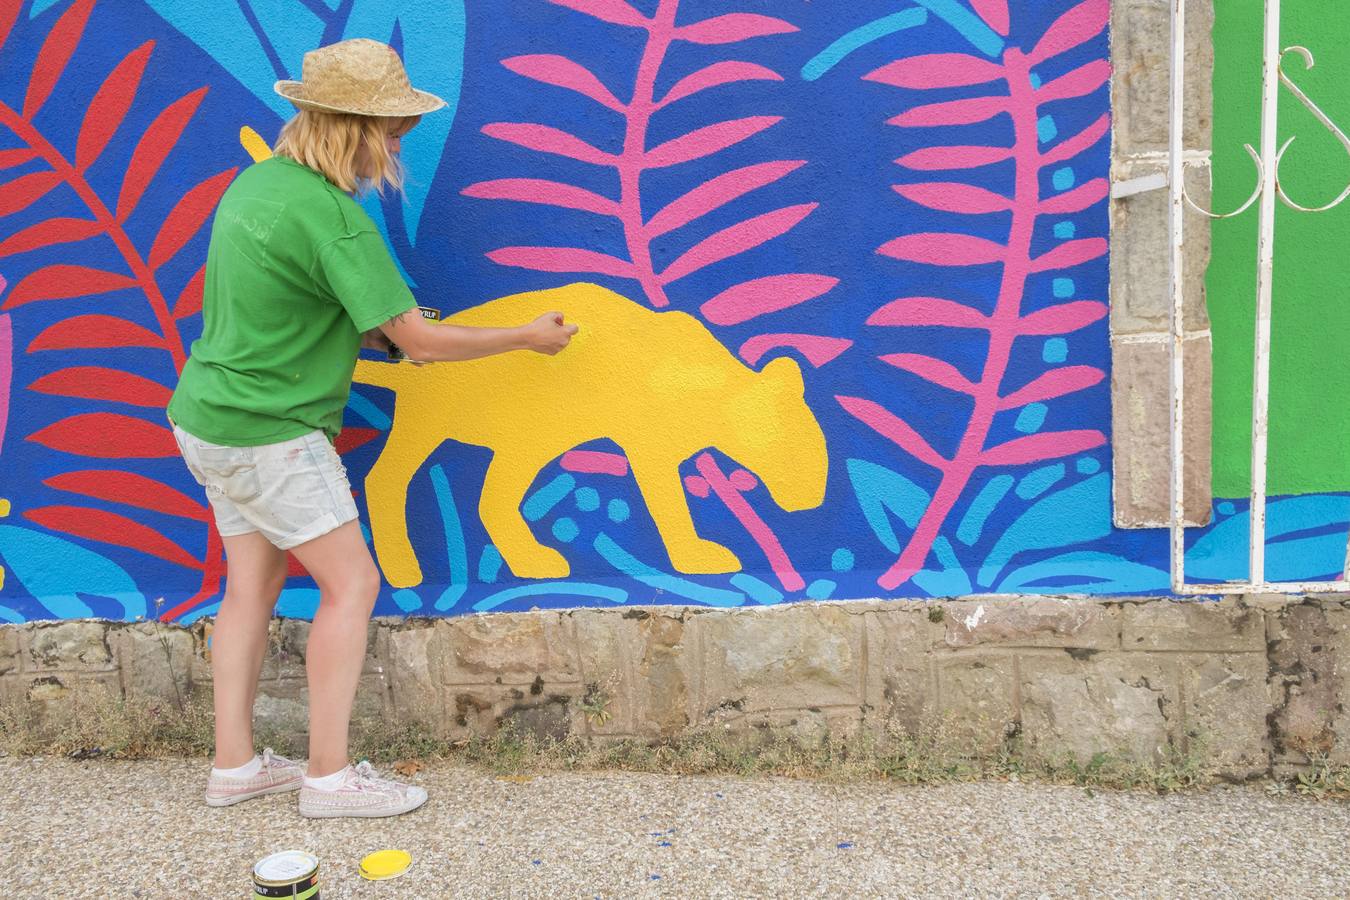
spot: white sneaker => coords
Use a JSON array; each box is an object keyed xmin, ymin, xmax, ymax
[
  {"xmin": 204, "ymin": 748, "xmax": 304, "ymax": 807},
  {"xmin": 297, "ymin": 761, "xmax": 428, "ymax": 819}
]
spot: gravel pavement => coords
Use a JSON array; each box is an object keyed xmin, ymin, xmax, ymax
[{"xmin": 2, "ymin": 757, "xmax": 1349, "ymax": 898}]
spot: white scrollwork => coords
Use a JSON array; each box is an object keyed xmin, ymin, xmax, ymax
[{"xmin": 1273, "ymin": 46, "xmax": 1350, "ymax": 213}]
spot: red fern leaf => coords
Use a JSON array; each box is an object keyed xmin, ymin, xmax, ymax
[
  {"xmin": 660, "ymin": 203, "xmax": 815, "ymax": 285},
  {"xmin": 675, "ymin": 14, "xmax": 797, "ymax": 45},
  {"xmin": 76, "ymin": 41, "xmax": 154, "ymax": 171},
  {"xmin": 0, "ymin": 148, "xmax": 36, "ymax": 169},
  {"xmin": 644, "ymin": 116, "xmax": 780, "ymax": 169},
  {"xmin": 879, "ymin": 353, "xmax": 978, "ymax": 395},
  {"xmin": 482, "ymin": 122, "xmax": 617, "ymax": 166},
  {"xmin": 0, "ymin": 217, "xmax": 101, "ymax": 258},
  {"xmin": 28, "ymin": 314, "xmax": 164, "ymax": 352},
  {"xmin": 645, "ymin": 160, "xmax": 803, "ymax": 237},
  {"xmin": 171, "ymin": 264, "xmax": 205, "ymax": 319},
  {"xmin": 866, "ymin": 54, "xmax": 1005, "ymax": 89},
  {"xmin": 701, "ymin": 273, "xmax": 837, "ymax": 325},
  {"xmin": 29, "ymin": 366, "xmax": 172, "ymax": 408},
  {"xmin": 0, "ymin": 170, "xmax": 62, "ymax": 217},
  {"xmin": 1040, "ymin": 178, "xmax": 1109, "ymax": 214},
  {"xmin": 22, "ymin": 0, "xmax": 95, "ymax": 120},
  {"xmin": 1018, "ymin": 300, "xmax": 1107, "ymax": 335},
  {"xmin": 893, "ymin": 182, "xmax": 1012, "ymax": 214},
  {"xmin": 868, "ymin": 297, "xmax": 990, "ymax": 330},
  {"xmin": 998, "ymin": 366, "xmax": 1105, "ymax": 409},
  {"xmin": 657, "ymin": 61, "xmax": 781, "ymax": 108},
  {"xmin": 546, "ymin": 0, "xmax": 647, "ymax": 28},
  {"xmin": 980, "ymin": 430, "xmax": 1106, "ymax": 466},
  {"xmin": 44, "ymin": 470, "xmax": 208, "ymax": 521},
  {"xmin": 24, "ymin": 505, "xmax": 202, "ymax": 569},
  {"xmin": 335, "ymin": 427, "xmax": 381, "ymax": 455},
  {"xmin": 1029, "ymin": 0, "xmax": 1109, "ymax": 66},
  {"xmin": 27, "ymin": 412, "xmax": 177, "ymax": 458},
  {"xmin": 0, "ymin": 0, "xmax": 19, "ymax": 55},
  {"xmin": 502, "ymin": 55, "xmax": 625, "ymax": 112},
  {"xmin": 837, "ymin": 395, "xmax": 947, "ymax": 470},
  {"xmin": 487, "ymin": 246, "xmax": 635, "ymax": 277},
  {"xmin": 148, "ymin": 167, "xmax": 236, "ymax": 269},
  {"xmin": 461, "ymin": 178, "xmax": 619, "ymax": 216},
  {"xmin": 116, "ymin": 87, "xmax": 208, "ymax": 221},
  {"xmin": 3, "ymin": 264, "xmax": 136, "ymax": 309}
]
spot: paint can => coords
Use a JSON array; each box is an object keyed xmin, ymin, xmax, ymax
[{"xmin": 252, "ymin": 851, "xmax": 320, "ymax": 899}]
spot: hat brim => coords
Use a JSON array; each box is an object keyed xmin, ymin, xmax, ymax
[{"xmin": 274, "ymin": 81, "xmax": 447, "ymax": 117}]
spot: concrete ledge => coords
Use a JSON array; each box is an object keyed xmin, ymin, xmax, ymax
[{"xmin": 6, "ymin": 596, "xmax": 1350, "ymax": 780}]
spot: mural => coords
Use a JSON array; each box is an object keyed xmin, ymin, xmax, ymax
[{"xmin": 0, "ymin": 0, "xmax": 1334, "ymax": 624}]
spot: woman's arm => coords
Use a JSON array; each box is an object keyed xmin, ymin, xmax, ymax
[{"xmin": 378, "ymin": 308, "xmax": 578, "ymax": 362}]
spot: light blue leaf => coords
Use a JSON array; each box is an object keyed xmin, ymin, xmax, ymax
[
  {"xmin": 276, "ymin": 588, "xmax": 321, "ymax": 619},
  {"xmin": 956, "ymin": 474, "xmax": 1012, "ymax": 546},
  {"xmin": 0, "ymin": 525, "xmax": 146, "ymax": 620},
  {"xmin": 977, "ymin": 473, "xmax": 1110, "ymax": 588},
  {"xmin": 997, "ymin": 551, "xmax": 1169, "ymax": 594},
  {"xmin": 846, "ymin": 458, "xmax": 931, "ymax": 554},
  {"xmin": 28, "ymin": 0, "xmax": 64, "ymax": 18},
  {"xmin": 1186, "ymin": 495, "xmax": 1350, "ymax": 582}
]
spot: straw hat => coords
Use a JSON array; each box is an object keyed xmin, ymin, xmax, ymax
[{"xmin": 274, "ymin": 38, "xmax": 447, "ymax": 117}]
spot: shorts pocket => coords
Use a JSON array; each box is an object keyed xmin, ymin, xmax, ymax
[{"xmin": 192, "ymin": 444, "xmax": 262, "ymax": 503}]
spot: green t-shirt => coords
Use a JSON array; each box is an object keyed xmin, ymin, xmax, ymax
[{"xmin": 167, "ymin": 156, "xmax": 416, "ymax": 446}]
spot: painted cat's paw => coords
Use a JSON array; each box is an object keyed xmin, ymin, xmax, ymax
[
  {"xmin": 504, "ymin": 545, "xmax": 571, "ymax": 580},
  {"xmin": 669, "ymin": 539, "xmax": 740, "ymax": 574}
]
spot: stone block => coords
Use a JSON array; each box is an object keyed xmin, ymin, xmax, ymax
[
  {"xmin": 1019, "ymin": 651, "xmax": 1174, "ymax": 764},
  {"xmin": 1177, "ymin": 652, "xmax": 1270, "ymax": 776},
  {"xmin": 690, "ymin": 605, "xmax": 863, "ymax": 724},
  {"xmin": 1267, "ymin": 603, "xmax": 1350, "ymax": 764},
  {"xmin": 862, "ymin": 608, "xmax": 940, "ymax": 735},
  {"xmin": 934, "ymin": 653, "xmax": 1017, "ymax": 752},
  {"xmin": 1111, "ymin": 335, "xmax": 1212, "ymax": 527},
  {"xmin": 442, "ymin": 612, "xmax": 580, "ymax": 686},
  {"xmin": 0, "ymin": 625, "xmax": 20, "ymax": 676},
  {"xmin": 1110, "ymin": 0, "xmax": 1213, "ymax": 156},
  {"xmin": 943, "ymin": 598, "xmax": 1120, "ymax": 650},
  {"xmin": 110, "ymin": 623, "xmax": 193, "ymax": 704},
  {"xmin": 383, "ymin": 622, "xmax": 448, "ymax": 728},
  {"xmin": 26, "ymin": 622, "xmax": 113, "ymax": 671},
  {"xmin": 1122, "ymin": 601, "xmax": 1264, "ymax": 652},
  {"xmin": 572, "ymin": 608, "xmax": 691, "ymax": 738}
]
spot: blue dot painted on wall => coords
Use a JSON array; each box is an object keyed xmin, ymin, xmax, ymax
[
  {"xmin": 575, "ymin": 487, "xmax": 600, "ymax": 512},
  {"xmin": 1014, "ymin": 403, "xmax": 1048, "ymax": 434},
  {"xmin": 1076, "ymin": 457, "xmax": 1102, "ymax": 475},
  {"xmin": 1218, "ymin": 501, "xmax": 1237, "ymax": 516},
  {"xmin": 393, "ymin": 589, "xmax": 422, "ymax": 613},
  {"xmin": 1043, "ymin": 338, "xmax": 1068, "ymax": 363},
  {"xmin": 552, "ymin": 517, "xmax": 580, "ymax": 543},
  {"xmin": 1054, "ymin": 221, "xmax": 1076, "ymax": 240},
  {"xmin": 1053, "ymin": 278, "xmax": 1075, "ymax": 298},
  {"xmin": 1053, "ymin": 167, "xmax": 1076, "ymax": 191},
  {"xmin": 806, "ymin": 579, "xmax": 836, "ymax": 599},
  {"xmin": 1037, "ymin": 115, "xmax": 1058, "ymax": 143},
  {"xmin": 607, "ymin": 498, "xmax": 630, "ymax": 523},
  {"xmin": 831, "ymin": 548, "xmax": 855, "ymax": 572}
]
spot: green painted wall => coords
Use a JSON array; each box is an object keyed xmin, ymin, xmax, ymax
[{"xmin": 1210, "ymin": 1, "xmax": 1350, "ymax": 496}]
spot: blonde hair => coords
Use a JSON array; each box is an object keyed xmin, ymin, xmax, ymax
[{"xmin": 272, "ymin": 109, "xmax": 417, "ymax": 196}]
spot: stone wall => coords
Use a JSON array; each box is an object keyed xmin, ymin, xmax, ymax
[{"xmin": 5, "ymin": 596, "xmax": 1349, "ymax": 780}]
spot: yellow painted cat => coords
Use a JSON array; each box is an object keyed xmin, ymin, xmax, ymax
[{"xmin": 353, "ymin": 282, "xmax": 828, "ymax": 587}]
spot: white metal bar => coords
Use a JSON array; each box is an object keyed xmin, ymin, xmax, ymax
[
  {"xmin": 1168, "ymin": 0, "xmax": 1188, "ymax": 593},
  {"xmin": 1249, "ymin": 0, "xmax": 1282, "ymax": 586},
  {"xmin": 1177, "ymin": 581, "xmax": 1350, "ymax": 595}
]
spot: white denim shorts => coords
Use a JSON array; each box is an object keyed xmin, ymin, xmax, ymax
[{"xmin": 171, "ymin": 424, "xmax": 358, "ymax": 550}]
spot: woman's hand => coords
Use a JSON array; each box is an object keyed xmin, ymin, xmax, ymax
[{"xmin": 520, "ymin": 311, "xmax": 579, "ymax": 356}]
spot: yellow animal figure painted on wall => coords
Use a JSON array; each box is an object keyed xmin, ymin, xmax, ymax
[{"xmin": 353, "ymin": 283, "xmax": 829, "ymax": 588}]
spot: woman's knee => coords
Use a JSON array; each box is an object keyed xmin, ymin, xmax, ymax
[{"xmin": 318, "ymin": 567, "xmax": 380, "ymax": 614}]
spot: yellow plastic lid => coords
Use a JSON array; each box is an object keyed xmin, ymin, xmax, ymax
[{"xmin": 359, "ymin": 849, "xmax": 412, "ymax": 881}]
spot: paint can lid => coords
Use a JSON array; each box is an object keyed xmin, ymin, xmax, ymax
[
  {"xmin": 359, "ymin": 849, "xmax": 412, "ymax": 880},
  {"xmin": 253, "ymin": 851, "xmax": 319, "ymax": 885}
]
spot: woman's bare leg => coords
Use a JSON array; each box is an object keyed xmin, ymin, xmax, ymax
[
  {"xmin": 288, "ymin": 520, "xmax": 381, "ymax": 778},
  {"xmin": 212, "ymin": 531, "xmax": 288, "ymax": 768}
]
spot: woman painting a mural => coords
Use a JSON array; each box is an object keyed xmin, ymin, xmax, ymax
[{"xmin": 165, "ymin": 39, "xmax": 578, "ymax": 818}]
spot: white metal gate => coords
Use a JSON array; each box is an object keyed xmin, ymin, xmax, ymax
[{"xmin": 1168, "ymin": 0, "xmax": 1350, "ymax": 593}]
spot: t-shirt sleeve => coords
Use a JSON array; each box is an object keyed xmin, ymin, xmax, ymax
[{"xmin": 312, "ymin": 229, "xmax": 417, "ymax": 332}]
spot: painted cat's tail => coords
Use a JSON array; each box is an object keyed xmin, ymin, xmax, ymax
[{"xmin": 353, "ymin": 359, "xmax": 416, "ymax": 393}]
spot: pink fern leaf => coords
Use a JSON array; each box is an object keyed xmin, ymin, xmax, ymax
[
  {"xmin": 462, "ymin": 178, "xmax": 620, "ymax": 217},
  {"xmin": 880, "ymin": 353, "xmax": 978, "ymax": 395},
  {"xmin": 701, "ymin": 273, "xmax": 837, "ymax": 325},
  {"xmin": 890, "ymin": 97, "xmax": 1007, "ymax": 128},
  {"xmin": 660, "ymin": 203, "xmax": 815, "ymax": 285},
  {"xmin": 487, "ymin": 246, "xmax": 635, "ymax": 277},
  {"xmin": 1029, "ymin": 0, "xmax": 1109, "ymax": 66},
  {"xmin": 865, "ymin": 54, "xmax": 1005, "ymax": 89},
  {"xmin": 893, "ymin": 182, "xmax": 1012, "ymax": 214},
  {"xmin": 868, "ymin": 297, "xmax": 990, "ymax": 330},
  {"xmin": 482, "ymin": 122, "xmax": 617, "ymax": 167},
  {"xmin": 1018, "ymin": 300, "xmax": 1107, "ymax": 335},
  {"xmin": 998, "ymin": 366, "xmax": 1105, "ymax": 409},
  {"xmin": 502, "ymin": 55, "xmax": 626, "ymax": 112},
  {"xmin": 674, "ymin": 13, "xmax": 797, "ymax": 45},
  {"xmin": 980, "ymin": 430, "xmax": 1106, "ymax": 466},
  {"xmin": 1036, "ymin": 59, "xmax": 1111, "ymax": 104},
  {"xmin": 896, "ymin": 145, "xmax": 1013, "ymax": 171},
  {"xmin": 1041, "ymin": 115, "xmax": 1110, "ymax": 166},
  {"xmin": 644, "ymin": 116, "xmax": 780, "ymax": 169},
  {"xmin": 546, "ymin": 0, "xmax": 648, "ymax": 28},
  {"xmin": 879, "ymin": 233, "xmax": 1005, "ymax": 267},
  {"xmin": 970, "ymin": 0, "xmax": 1010, "ymax": 36},
  {"xmin": 742, "ymin": 333, "xmax": 852, "ymax": 367},
  {"xmin": 1039, "ymin": 178, "xmax": 1108, "ymax": 214},
  {"xmin": 837, "ymin": 395, "xmax": 947, "ymax": 471},
  {"xmin": 1030, "ymin": 237, "xmax": 1107, "ymax": 273},
  {"xmin": 657, "ymin": 61, "xmax": 781, "ymax": 108},
  {"xmin": 645, "ymin": 160, "xmax": 803, "ymax": 237}
]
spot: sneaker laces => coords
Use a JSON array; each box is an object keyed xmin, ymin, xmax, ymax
[
  {"xmin": 260, "ymin": 748, "xmax": 295, "ymax": 770},
  {"xmin": 349, "ymin": 760, "xmax": 403, "ymax": 795}
]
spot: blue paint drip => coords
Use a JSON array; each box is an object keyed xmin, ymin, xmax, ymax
[
  {"xmin": 523, "ymin": 473, "xmax": 576, "ymax": 522},
  {"xmin": 800, "ymin": 9, "xmax": 928, "ymax": 81},
  {"xmin": 346, "ymin": 392, "xmax": 392, "ymax": 431},
  {"xmin": 607, "ymin": 498, "xmax": 631, "ymax": 523},
  {"xmin": 473, "ymin": 581, "xmax": 627, "ymax": 612},
  {"xmin": 575, "ymin": 487, "xmax": 600, "ymax": 512},
  {"xmin": 1014, "ymin": 403, "xmax": 1048, "ymax": 434},
  {"xmin": 1054, "ymin": 221, "xmax": 1076, "ymax": 240},
  {"xmin": 478, "ymin": 545, "xmax": 504, "ymax": 583},
  {"xmin": 393, "ymin": 589, "xmax": 422, "ymax": 613},
  {"xmin": 593, "ymin": 533, "xmax": 744, "ymax": 607},
  {"xmin": 806, "ymin": 579, "xmax": 836, "ymax": 599},
  {"xmin": 831, "ymin": 547, "xmax": 855, "ymax": 572},
  {"xmin": 731, "ymin": 574, "xmax": 784, "ymax": 605},
  {"xmin": 913, "ymin": 0, "xmax": 1006, "ymax": 58},
  {"xmin": 430, "ymin": 465, "xmax": 469, "ymax": 591},
  {"xmin": 1016, "ymin": 463, "xmax": 1066, "ymax": 500},
  {"xmin": 1043, "ymin": 338, "xmax": 1068, "ymax": 363},
  {"xmin": 956, "ymin": 475, "xmax": 1014, "ymax": 545}
]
